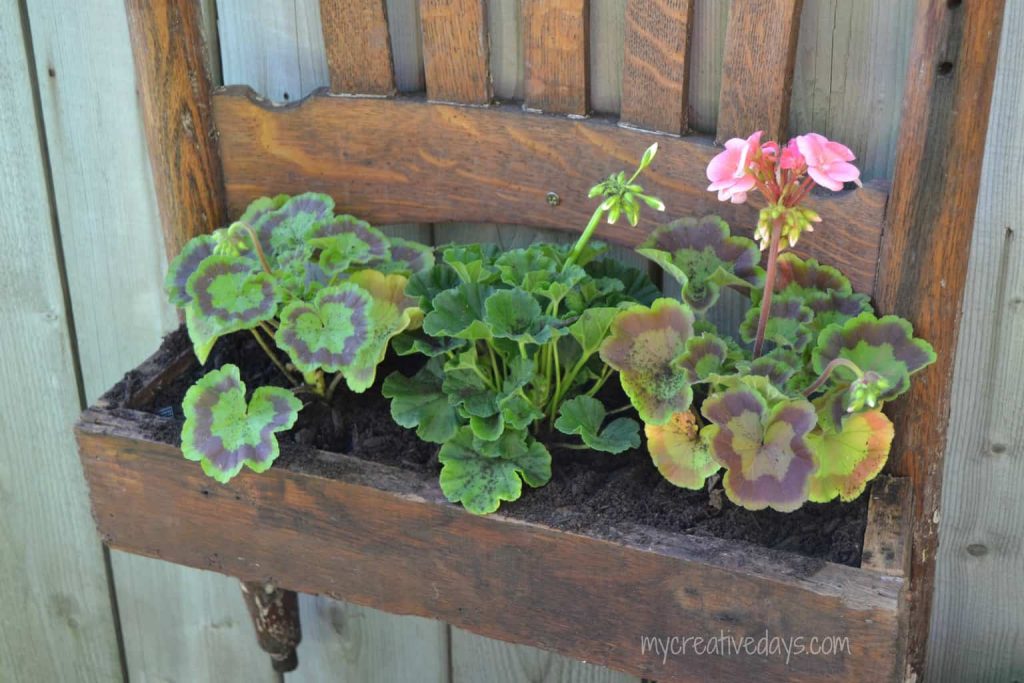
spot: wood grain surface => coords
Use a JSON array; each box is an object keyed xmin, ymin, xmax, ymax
[
  {"xmin": 320, "ymin": 0, "xmax": 396, "ymax": 95},
  {"xmin": 874, "ymin": 0, "xmax": 1008, "ymax": 678},
  {"xmin": 523, "ymin": 0, "xmax": 589, "ymax": 115},
  {"xmin": 214, "ymin": 89, "xmax": 887, "ymax": 293},
  {"xmin": 421, "ymin": 0, "xmax": 491, "ymax": 104},
  {"xmin": 716, "ymin": 0, "xmax": 803, "ymax": 142},
  {"xmin": 620, "ymin": 0, "xmax": 693, "ymax": 134}
]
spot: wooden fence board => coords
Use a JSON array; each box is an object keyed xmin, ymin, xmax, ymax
[
  {"xmin": 523, "ymin": 0, "xmax": 589, "ymax": 115},
  {"xmin": 621, "ymin": 0, "xmax": 693, "ymax": 134},
  {"xmin": 320, "ymin": 0, "xmax": 396, "ymax": 95},
  {"xmin": 421, "ymin": 0, "xmax": 491, "ymax": 104},
  {"xmin": 0, "ymin": 4, "xmax": 123, "ymax": 680},
  {"xmin": 927, "ymin": 3, "xmax": 1024, "ymax": 680}
]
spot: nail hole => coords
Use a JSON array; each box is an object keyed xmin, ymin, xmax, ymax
[
  {"xmin": 47, "ymin": 67, "xmax": 56, "ymax": 78},
  {"xmin": 283, "ymin": 92, "xmax": 290, "ymax": 101},
  {"xmin": 966, "ymin": 543, "xmax": 988, "ymax": 557},
  {"xmin": 937, "ymin": 61, "xmax": 954, "ymax": 76},
  {"xmin": 991, "ymin": 443, "xmax": 1007, "ymax": 454},
  {"xmin": 201, "ymin": 488, "xmax": 210, "ymax": 496}
]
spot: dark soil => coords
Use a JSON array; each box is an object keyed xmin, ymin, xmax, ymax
[{"xmin": 137, "ymin": 327, "xmax": 868, "ymax": 567}]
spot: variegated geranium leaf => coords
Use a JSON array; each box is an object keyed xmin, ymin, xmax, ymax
[
  {"xmin": 309, "ymin": 232, "xmax": 375, "ymax": 280},
  {"xmin": 738, "ymin": 347, "xmax": 802, "ymax": 390},
  {"xmin": 308, "ymin": 214, "xmax": 390, "ymax": 265},
  {"xmin": 674, "ymin": 333, "xmax": 730, "ymax": 383},
  {"xmin": 638, "ymin": 215, "xmax": 763, "ymax": 312},
  {"xmin": 645, "ymin": 411, "xmax": 720, "ymax": 489},
  {"xmin": 438, "ymin": 427, "xmax": 551, "ymax": 514},
  {"xmin": 275, "ymin": 282, "xmax": 374, "ymax": 377},
  {"xmin": 812, "ymin": 312, "xmax": 937, "ymax": 403},
  {"xmin": 381, "ymin": 358, "xmax": 461, "ymax": 444},
  {"xmin": 807, "ymin": 410, "xmax": 894, "ymax": 503},
  {"xmin": 181, "ymin": 364, "xmax": 301, "ymax": 483},
  {"xmin": 376, "ymin": 237, "xmax": 435, "ymax": 275},
  {"xmin": 599, "ymin": 298, "xmax": 695, "ymax": 425},
  {"xmin": 185, "ymin": 255, "xmax": 279, "ymax": 364},
  {"xmin": 701, "ymin": 386, "xmax": 818, "ymax": 512},
  {"xmin": 343, "ymin": 270, "xmax": 421, "ymax": 392},
  {"xmin": 773, "ymin": 252, "xmax": 852, "ymax": 297},
  {"xmin": 257, "ymin": 192, "xmax": 335, "ymax": 261},
  {"xmin": 166, "ymin": 234, "xmax": 217, "ymax": 306},
  {"xmin": 739, "ymin": 295, "xmax": 815, "ymax": 351},
  {"xmin": 239, "ymin": 194, "xmax": 290, "ymax": 231},
  {"xmin": 554, "ymin": 395, "xmax": 641, "ymax": 454},
  {"xmin": 806, "ymin": 289, "xmax": 872, "ymax": 333}
]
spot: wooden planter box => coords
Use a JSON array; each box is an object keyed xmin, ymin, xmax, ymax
[{"xmin": 76, "ymin": 331, "xmax": 912, "ymax": 682}]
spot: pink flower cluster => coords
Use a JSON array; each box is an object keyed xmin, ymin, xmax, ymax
[{"xmin": 706, "ymin": 131, "xmax": 862, "ymax": 206}]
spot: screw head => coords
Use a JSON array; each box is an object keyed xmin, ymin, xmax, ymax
[{"xmin": 546, "ymin": 191, "xmax": 561, "ymax": 207}]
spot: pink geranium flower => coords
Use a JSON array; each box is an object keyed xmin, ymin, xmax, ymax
[
  {"xmin": 794, "ymin": 133, "xmax": 861, "ymax": 191},
  {"xmin": 706, "ymin": 131, "xmax": 762, "ymax": 204}
]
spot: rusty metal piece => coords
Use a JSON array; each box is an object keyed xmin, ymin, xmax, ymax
[{"xmin": 240, "ymin": 580, "xmax": 301, "ymax": 673}]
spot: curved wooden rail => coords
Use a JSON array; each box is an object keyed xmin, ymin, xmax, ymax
[{"xmin": 212, "ymin": 86, "xmax": 889, "ymax": 294}]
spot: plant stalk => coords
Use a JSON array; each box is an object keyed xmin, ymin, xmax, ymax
[
  {"xmin": 250, "ymin": 328, "xmax": 300, "ymax": 386},
  {"xmin": 802, "ymin": 357, "xmax": 865, "ymax": 397},
  {"xmin": 752, "ymin": 217, "xmax": 784, "ymax": 359},
  {"xmin": 563, "ymin": 206, "xmax": 605, "ymax": 272}
]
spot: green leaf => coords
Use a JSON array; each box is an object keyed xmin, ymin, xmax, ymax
[
  {"xmin": 645, "ymin": 411, "xmax": 720, "ymax": 489},
  {"xmin": 422, "ymin": 282, "xmax": 495, "ymax": 340},
  {"xmin": 438, "ymin": 427, "xmax": 552, "ymax": 514},
  {"xmin": 344, "ymin": 270, "xmax": 422, "ymax": 392},
  {"xmin": 583, "ymin": 258, "xmax": 661, "ymax": 307},
  {"xmin": 555, "ymin": 395, "xmax": 640, "ymax": 454},
  {"xmin": 181, "ymin": 364, "xmax": 301, "ymax": 483},
  {"xmin": 184, "ymin": 255, "xmax": 279, "ymax": 364},
  {"xmin": 406, "ymin": 264, "xmax": 461, "ymax": 313},
  {"xmin": 310, "ymin": 232, "xmax": 375, "ymax": 279},
  {"xmin": 381, "ymin": 359, "xmax": 460, "ymax": 444},
  {"xmin": 807, "ymin": 410, "xmax": 894, "ymax": 503},
  {"xmin": 568, "ymin": 307, "xmax": 619, "ymax": 358},
  {"xmin": 441, "ymin": 244, "xmax": 500, "ymax": 283},
  {"xmin": 599, "ymin": 298, "xmax": 695, "ymax": 425},
  {"xmin": 484, "ymin": 289, "xmax": 554, "ymax": 344},
  {"xmin": 701, "ymin": 386, "xmax": 817, "ymax": 512},
  {"xmin": 443, "ymin": 347, "xmax": 499, "ymax": 418}
]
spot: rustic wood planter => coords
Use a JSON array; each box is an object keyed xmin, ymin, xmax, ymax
[{"xmin": 76, "ymin": 332, "xmax": 912, "ymax": 683}]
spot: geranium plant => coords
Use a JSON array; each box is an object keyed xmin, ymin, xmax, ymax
[
  {"xmin": 383, "ymin": 145, "xmax": 665, "ymax": 513},
  {"xmin": 165, "ymin": 193, "xmax": 433, "ymax": 482},
  {"xmin": 602, "ymin": 132, "xmax": 935, "ymax": 511}
]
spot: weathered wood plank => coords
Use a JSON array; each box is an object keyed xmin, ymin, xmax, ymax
[
  {"xmin": 421, "ymin": 0, "xmax": 491, "ymax": 104},
  {"xmin": 217, "ymin": 0, "xmax": 329, "ymax": 102},
  {"xmin": 589, "ymin": 0, "xmax": 625, "ymax": 114},
  {"xmin": 716, "ymin": 0, "xmax": 803, "ymax": 142},
  {"xmin": 620, "ymin": 0, "xmax": 693, "ymax": 134},
  {"xmin": 927, "ymin": 3, "xmax": 1024, "ymax": 680},
  {"xmin": 452, "ymin": 630, "xmax": 637, "ymax": 682},
  {"xmin": 687, "ymin": 0, "xmax": 730, "ymax": 134},
  {"xmin": 522, "ymin": 0, "xmax": 589, "ymax": 115},
  {"xmin": 486, "ymin": 0, "xmax": 523, "ymax": 100},
  {"xmin": 292, "ymin": 599, "xmax": 450, "ymax": 683},
  {"xmin": 320, "ymin": 0, "xmax": 396, "ymax": 95},
  {"xmin": 874, "ymin": 0, "xmax": 1008, "ymax": 678},
  {"xmin": 387, "ymin": 0, "xmax": 426, "ymax": 91},
  {"xmin": 214, "ymin": 91, "xmax": 887, "ymax": 293},
  {"xmin": 0, "ymin": 5, "xmax": 123, "ymax": 680},
  {"xmin": 862, "ymin": 477, "xmax": 913, "ymax": 578},
  {"xmin": 124, "ymin": 0, "xmax": 226, "ymax": 258},
  {"xmin": 76, "ymin": 402, "xmax": 907, "ymax": 683}
]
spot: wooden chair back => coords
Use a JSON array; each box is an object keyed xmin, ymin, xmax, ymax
[{"xmin": 123, "ymin": 0, "xmax": 1007, "ymax": 675}]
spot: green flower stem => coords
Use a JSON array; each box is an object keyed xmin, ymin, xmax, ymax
[
  {"xmin": 250, "ymin": 328, "xmax": 300, "ymax": 387},
  {"xmin": 550, "ymin": 442, "xmax": 592, "ymax": 450},
  {"xmin": 326, "ymin": 371, "xmax": 346, "ymax": 401},
  {"xmin": 752, "ymin": 216, "xmax": 784, "ymax": 359},
  {"xmin": 606, "ymin": 404, "xmax": 634, "ymax": 416},
  {"xmin": 488, "ymin": 344, "xmax": 503, "ymax": 386},
  {"xmin": 563, "ymin": 205, "xmax": 606, "ymax": 272},
  {"xmin": 237, "ymin": 222, "xmax": 274, "ymax": 275},
  {"xmin": 584, "ymin": 365, "xmax": 612, "ymax": 398},
  {"xmin": 549, "ymin": 351, "xmax": 592, "ymax": 420},
  {"xmin": 802, "ymin": 357, "xmax": 865, "ymax": 397}
]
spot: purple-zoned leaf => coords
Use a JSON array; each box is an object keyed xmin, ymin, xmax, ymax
[
  {"xmin": 773, "ymin": 252, "xmax": 851, "ymax": 296},
  {"xmin": 599, "ymin": 298, "xmax": 695, "ymax": 425},
  {"xmin": 638, "ymin": 215, "xmax": 763, "ymax": 312},
  {"xmin": 674, "ymin": 333, "xmax": 729, "ymax": 383},
  {"xmin": 166, "ymin": 235, "xmax": 217, "ymax": 306},
  {"xmin": 275, "ymin": 283, "xmax": 374, "ymax": 376},
  {"xmin": 309, "ymin": 214, "xmax": 389, "ymax": 263},
  {"xmin": 378, "ymin": 237, "xmax": 435, "ymax": 275},
  {"xmin": 739, "ymin": 295, "xmax": 814, "ymax": 351},
  {"xmin": 701, "ymin": 386, "xmax": 818, "ymax": 512},
  {"xmin": 807, "ymin": 409, "xmax": 894, "ymax": 503},
  {"xmin": 812, "ymin": 312, "xmax": 936, "ymax": 402},
  {"xmin": 181, "ymin": 364, "xmax": 301, "ymax": 483},
  {"xmin": 185, "ymin": 255, "xmax": 279, "ymax": 363},
  {"xmin": 257, "ymin": 192, "xmax": 335, "ymax": 259},
  {"xmin": 343, "ymin": 270, "xmax": 422, "ymax": 392},
  {"xmin": 806, "ymin": 289, "xmax": 872, "ymax": 332},
  {"xmin": 239, "ymin": 194, "xmax": 290, "ymax": 232},
  {"xmin": 645, "ymin": 411, "xmax": 720, "ymax": 489},
  {"xmin": 741, "ymin": 348, "xmax": 801, "ymax": 390}
]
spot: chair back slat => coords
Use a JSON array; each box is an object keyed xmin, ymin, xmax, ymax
[
  {"xmin": 522, "ymin": 0, "xmax": 589, "ymax": 115},
  {"xmin": 421, "ymin": 0, "xmax": 492, "ymax": 104},
  {"xmin": 620, "ymin": 0, "xmax": 694, "ymax": 134},
  {"xmin": 320, "ymin": 0, "xmax": 396, "ymax": 95},
  {"xmin": 716, "ymin": 0, "xmax": 803, "ymax": 142}
]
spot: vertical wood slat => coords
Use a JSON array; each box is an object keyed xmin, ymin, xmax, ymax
[
  {"xmin": 620, "ymin": 0, "xmax": 694, "ymax": 134},
  {"xmin": 716, "ymin": 0, "xmax": 802, "ymax": 142},
  {"xmin": 320, "ymin": 0, "xmax": 396, "ymax": 95},
  {"xmin": 421, "ymin": 0, "xmax": 491, "ymax": 104},
  {"xmin": 875, "ymin": 0, "xmax": 1007, "ymax": 679},
  {"xmin": 522, "ymin": 0, "xmax": 589, "ymax": 115},
  {"xmin": 124, "ymin": 0, "xmax": 226, "ymax": 257}
]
